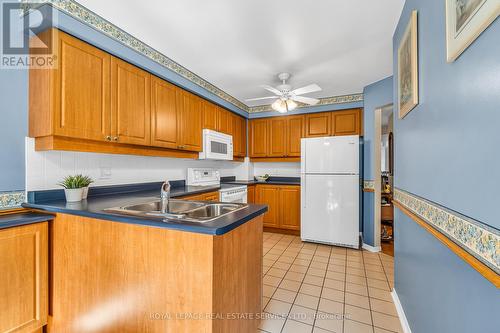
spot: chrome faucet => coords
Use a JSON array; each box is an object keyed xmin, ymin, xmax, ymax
[{"xmin": 160, "ymin": 181, "xmax": 171, "ymax": 213}]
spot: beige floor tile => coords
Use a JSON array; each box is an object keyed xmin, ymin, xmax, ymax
[
  {"xmin": 300, "ymin": 283, "xmax": 322, "ymax": 297},
  {"xmin": 264, "ymin": 275, "xmax": 283, "ymax": 287},
  {"xmin": 282, "ymin": 319, "xmax": 313, "ymax": 333},
  {"xmin": 313, "ymin": 255, "xmax": 330, "ymax": 262},
  {"xmin": 263, "ymin": 285, "xmax": 277, "ymax": 297},
  {"xmin": 264, "ymin": 258, "xmax": 276, "ymax": 266},
  {"xmin": 280, "ymin": 279, "xmax": 302, "ymax": 292},
  {"xmin": 327, "ymin": 264, "xmax": 346, "ymax": 273},
  {"xmin": 290, "ymin": 264, "xmax": 309, "ymax": 273},
  {"xmin": 294, "ymin": 258, "xmax": 312, "ymax": 267},
  {"xmin": 367, "ymin": 278, "xmax": 390, "ymax": 291},
  {"xmin": 273, "ymin": 261, "xmax": 292, "ymax": 270},
  {"xmin": 265, "ymin": 254, "xmax": 280, "ymax": 261},
  {"xmin": 303, "ymin": 274, "xmax": 324, "ymax": 286},
  {"xmin": 366, "ymin": 271, "xmax": 387, "ymax": 281},
  {"xmin": 278, "ymin": 256, "xmax": 296, "ymax": 264},
  {"xmin": 343, "ymin": 319, "xmax": 374, "ymax": 333},
  {"xmin": 346, "ymin": 274, "xmax": 367, "ymax": 286},
  {"xmin": 294, "ymin": 293, "xmax": 320, "ymax": 310},
  {"xmin": 365, "ymin": 264, "xmax": 384, "ymax": 273},
  {"xmin": 268, "ymin": 267, "xmax": 288, "ymax": 279},
  {"xmin": 285, "ymin": 271, "xmax": 306, "ymax": 282},
  {"xmin": 265, "ymin": 299, "xmax": 293, "ymax": 317},
  {"xmin": 259, "ymin": 313, "xmax": 286, "ymax": 333},
  {"xmin": 318, "ymin": 298, "xmax": 344, "ymax": 315},
  {"xmin": 345, "ymin": 292, "xmax": 370, "ymax": 309},
  {"xmin": 368, "ymin": 288, "xmax": 392, "ymax": 302},
  {"xmin": 347, "ymin": 256, "xmax": 363, "ymax": 263},
  {"xmin": 346, "ymin": 267, "xmax": 366, "ymax": 277},
  {"xmin": 372, "ymin": 312, "xmax": 402, "ymax": 333},
  {"xmin": 373, "ymin": 327, "xmax": 394, "ymax": 333},
  {"xmin": 312, "ymin": 326, "xmax": 332, "ymax": 333},
  {"xmin": 289, "ymin": 304, "xmax": 317, "ymax": 325},
  {"xmin": 297, "ymin": 253, "xmax": 314, "ymax": 260},
  {"xmin": 344, "ymin": 304, "xmax": 372, "ymax": 325},
  {"xmin": 309, "ymin": 261, "xmax": 328, "ymax": 270},
  {"xmin": 314, "ymin": 311, "xmax": 344, "ymax": 333},
  {"xmin": 324, "ymin": 278, "xmax": 345, "ymax": 291},
  {"xmin": 346, "ymin": 282, "xmax": 368, "ymax": 296},
  {"xmin": 269, "ymin": 248, "xmax": 284, "ymax": 255},
  {"xmin": 370, "ymin": 298, "xmax": 398, "ymax": 317},
  {"xmin": 273, "ymin": 288, "xmax": 298, "ymax": 303},
  {"xmin": 308, "ymin": 267, "xmax": 327, "ymax": 277},
  {"xmin": 263, "ymin": 296, "xmax": 270, "ymax": 310},
  {"xmin": 326, "ymin": 271, "xmax": 346, "ymax": 282},
  {"xmin": 347, "ymin": 261, "xmax": 365, "ymax": 269},
  {"xmin": 320, "ymin": 287, "xmax": 344, "ymax": 303}
]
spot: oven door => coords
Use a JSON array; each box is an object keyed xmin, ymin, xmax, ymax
[{"xmin": 220, "ymin": 190, "xmax": 248, "ymax": 203}]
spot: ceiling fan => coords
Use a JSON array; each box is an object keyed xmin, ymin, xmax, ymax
[{"xmin": 246, "ymin": 73, "xmax": 322, "ymax": 113}]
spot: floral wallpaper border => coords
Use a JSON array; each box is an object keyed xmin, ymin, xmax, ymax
[
  {"xmin": 23, "ymin": 0, "xmax": 363, "ymax": 114},
  {"xmin": 363, "ymin": 180, "xmax": 375, "ymax": 191},
  {"xmin": 0, "ymin": 191, "xmax": 25, "ymax": 210},
  {"xmin": 394, "ymin": 188, "xmax": 499, "ymax": 274}
]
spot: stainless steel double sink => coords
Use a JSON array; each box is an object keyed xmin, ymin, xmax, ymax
[{"xmin": 105, "ymin": 199, "xmax": 247, "ymax": 223}]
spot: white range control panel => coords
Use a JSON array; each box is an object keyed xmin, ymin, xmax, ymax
[{"xmin": 186, "ymin": 168, "xmax": 220, "ymax": 186}]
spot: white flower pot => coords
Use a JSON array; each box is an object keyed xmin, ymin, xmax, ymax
[
  {"xmin": 82, "ymin": 186, "xmax": 89, "ymax": 200},
  {"xmin": 64, "ymin": 188, "xmax": 84, "ymax": 202}
]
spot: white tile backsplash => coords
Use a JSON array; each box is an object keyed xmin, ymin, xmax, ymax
[
  {"xmin": 253, "ymin": 162, "xmax": 300, "ymax": 177},
  {"xmin": 25, "ymin": 138, "xmax": 253, "ymax": 191}
]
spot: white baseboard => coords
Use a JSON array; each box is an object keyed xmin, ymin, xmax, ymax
[
  {"xmin": 362, "ymin": 243, "xmax": 381, "ymax": 252},
  {"xmin": 391, "ymin": 289, "xmax": 412, "ymax": 333}
]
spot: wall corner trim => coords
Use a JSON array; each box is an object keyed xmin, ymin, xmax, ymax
[
  {"xmin": 361, "ymin": 243, "xmax": 381, "ymax": 252},
  {"xmin": 391, "ymin": 289, "xmax": 412, "ymax": 333}
]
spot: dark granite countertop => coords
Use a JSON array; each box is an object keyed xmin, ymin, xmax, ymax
[
  {"xmin": 0, "ymin": 212, "xmax": 55, "ymax": 230},
  {"xmin": 23, "ymin": 181, "xmax": 267, "ymax": 235},
  {"xmin": 221, "ymin": 176, "xmax": 301, "ymax": 186}
]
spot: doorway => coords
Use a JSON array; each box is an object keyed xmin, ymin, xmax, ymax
[{"xmin": 374, "ymin": 105, "xmax": 394, "ymax": 256}]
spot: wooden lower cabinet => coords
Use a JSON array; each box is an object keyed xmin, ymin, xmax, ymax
[
  {"xmin": 49, "ymin": 213, "xmax": 263, "ymax": 332},
  {"xmin": 0, "ymin": 223, "xmax": 48, "ymax": 333},
  {"xmin": 255, "ymin": 184, "xmax": 300, "ymax": 232},
  {"xmin": 178, "ymin": 190, "xmax": 220, "ymax": 201},
  {"xmin": 247, "ymin": 185, "xmax": 255, "ymax": 204}
]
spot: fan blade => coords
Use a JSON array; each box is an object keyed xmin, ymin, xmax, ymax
[
  {"xmin": 290, "ymin": 95, "xmax": 320, "ymax": 105},
  {"xmin": 291, "ymin": 84, "xmax": 322, "ymax": 95},
  {"xmin": 245, "ymin": 96, "xmax": 279, "ymax": 102},
  {"xmin": 261, "ymin": 85, "xmax": 282, "ymax": 95}
]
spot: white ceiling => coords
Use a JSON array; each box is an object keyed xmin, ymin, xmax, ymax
[{"xmin": 77, "ymin": 0, "xmax": 404, "ymax": 107}]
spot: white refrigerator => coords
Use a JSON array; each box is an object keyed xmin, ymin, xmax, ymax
[{"xmin": 301, "ymin": 135, "xmax": 360, "ymax": 248}]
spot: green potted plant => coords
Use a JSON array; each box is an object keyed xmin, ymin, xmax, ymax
[
  {"xmin": 80, "ymin": 175, "xmax": 94, "ymax": 199},
  {"xmin": 58, "ymin": 174, "xmax": 92, "ymax": 202}
]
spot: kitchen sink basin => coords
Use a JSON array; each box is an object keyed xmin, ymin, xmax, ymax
[{"xmin": 105, "ymin": 199, "xmax": 247, "ymax": 223}]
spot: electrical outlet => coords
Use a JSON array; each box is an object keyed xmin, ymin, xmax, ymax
[{"xmin": 99, "ymin": 166, "xmax": 112, "ymax": 179}]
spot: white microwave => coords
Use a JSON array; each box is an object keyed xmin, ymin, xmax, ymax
[{"xmin": 199, "ymin": 129, "xmax": 233, "ymax": 160}]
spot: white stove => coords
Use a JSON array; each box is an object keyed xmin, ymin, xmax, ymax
[{"xmin": 186, "ymin": 168, "xmax": 247, "ymax": 203}]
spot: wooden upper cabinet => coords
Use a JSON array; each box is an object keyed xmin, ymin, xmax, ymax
[
  {"xmin": 255, "ymin": 185, "xmax": 280, "ymax": 228},
  {"xmin": 202, "ymin": 100, "xmax": 218, "ymax": 131},
  {"xmin": 305, "ymin": 112, "xmax": 331, "ymax": 137},
  {"xmin": 150, "ymin": 77, "xmax": 179, "ymax": 149},
  {"xmin": 331, "ymin": 108, "xmax": 362, "ymax": 136},
  {"xmin": 268, "ymin": 117, "xmax": 287, "ymax": 157},
  {"xmin": 217, "ymin": 107, "xmax": 233, "ymax": 135},
  {"xmin": 286, "ymin": 115, "xmax": 304, "ymax": 157},
  {"xmin": 177, "ymin": 90, "xmax": 203, "ymax": 151},
  {"xmin": 249, "ymin": 119, "xmax": 268, "ymax": 157},
  {"xmin": 279, "ymin": 186, "xmax": 301, "ymax": 230},
  {"xmin": 52, "ymin": 31, "xmax": 111, "ymax": 142},
  {"xmin": 111, "ymin": 58, "xmax": 151, "ymax": 146},
  {"xmin": 232, "ymin": 114, "xmax": 246, "ymax": 157},
  {"xmin": 0, "ymin": 223, "xmax": 48, "ymax": 333}
]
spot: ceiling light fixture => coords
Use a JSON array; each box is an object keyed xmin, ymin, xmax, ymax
[{"xmin": 271, "ymin": 99, "xmax": 297, "ymax": 113}]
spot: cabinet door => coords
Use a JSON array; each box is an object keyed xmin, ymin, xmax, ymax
[
  {"xmin": 53, "ymin": 32, "xmax": 111, "ymax": 141},
  {"xmin": 255, "ymin": 185, "xmax": 280, "ymax": 228},
  {"xmin": 111, "ymin": 57, "xmax": 151, "ymax": 146},
  {"xmin": 249, "ymin": 119, "xmax": 268, "ymax": 157},
  {"xmin": 279, "ymin": 186, "xmax": 301, "ymax": 231},
  {"xmin": 150, "ymin": 77, "xmax": 179, "ymax": 149},
  {"xmin": 202, "ymin": 101, "xmax": 218, "ymax": 131},
  {"xmin": 177, "ymin": 90, "xmax": 203, "ymax": 151},
  {"xmin": 240, "ymin": 117, "xmax": 247, "ymax": 157},
  {"xmin": 0, "ymin": 223, "xmax": 48, "ymax": 333},
  {"xmin": 231, "ymin": 113, "xmax": 242, "ymax": 157},
  {"xmin": 331, "ymin": 109, "xmax": 361, "ymax": 136},
  {"xmin": 217, "ymin": 107, "xmax": 233, "ymax": 134},
  {"xmin": 268, "ymin": 117, "xmax": 287, "ymax": 157},
  {"xmin": 204, "ymin": 192, "xmax": 220, "ymax": 202},
  {"xmin": 286, "ymin": 115, "xmax": 305, "ymax": 157},
  {"xmin": 305, "ymin": 112, "xmax": 331, "ymax": 137},
  {"xmin": 247, "ymin": 185, "xmax": 255, "ymax": 204}
]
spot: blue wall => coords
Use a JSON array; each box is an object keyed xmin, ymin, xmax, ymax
[
  {"xmin": 393, "ymin": 0, "xmax": 500, "ymax": 332},
  {"xmin": 361, "ymin": 76, "xmax": 393, "ymax": 246}
]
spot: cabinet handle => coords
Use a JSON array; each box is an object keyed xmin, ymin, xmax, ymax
[
  {"xmin": 113, "ymin": 137, "xmax": 119, "ymax": 142},
  {"xmin": 105, "ymin": 136, "xmax": 112, "ymax": 141},
  {"xmin": 177, "ymin": 145, "xmax": 186, "ymax": 149}
]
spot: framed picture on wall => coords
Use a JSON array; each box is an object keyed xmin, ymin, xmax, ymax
[
  {"xmin": 446, "ymin": 0, "xmax": 500, "ymax": 62},
  {"xmin": 398, "ymin": 10, "xmax": 419, "ymax": 119}
]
